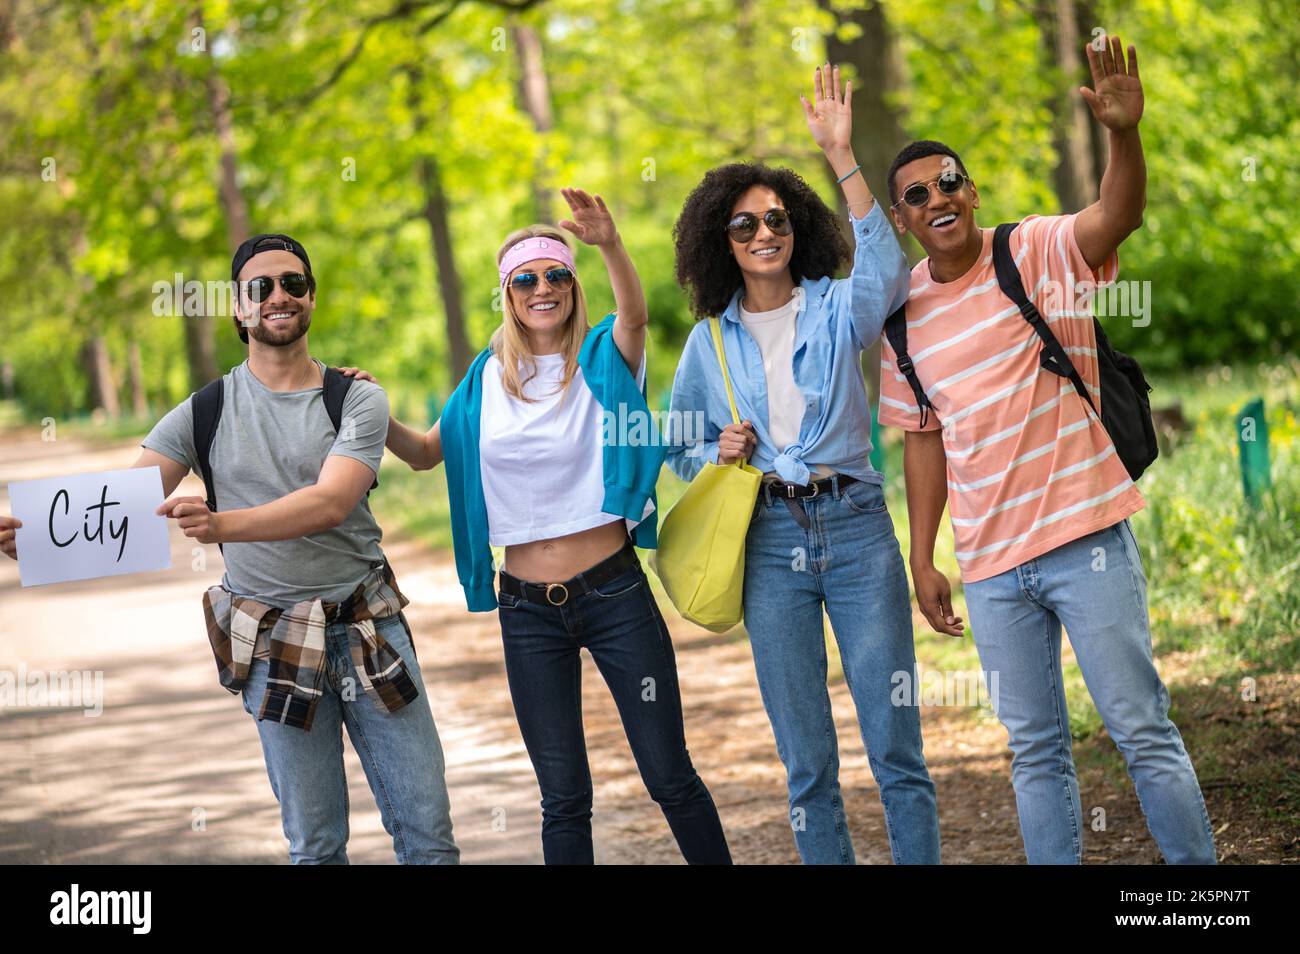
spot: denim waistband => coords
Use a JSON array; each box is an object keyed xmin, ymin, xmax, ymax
[
  {"xmin": 758, "ymin": 473, "xmax": 858, "ymax": 506},
  {"xmin": 498, "ymin": 537, "xmax": 637, "ymax": 585}
]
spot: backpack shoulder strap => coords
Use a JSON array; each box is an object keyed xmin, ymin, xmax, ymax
[
  {"xmin": 191, "ymin": 378, "xmax": 224, "ymax": 512},
  {"xmin": 191, "ymin": 377, "xmax": 226, "ymax": 554},
  {"xmin": 321, "ymin": 366, "xmax": 378, "ymax": 492},
  {"xmin": 992, "ymin": 222, "xmax": 1097, "ymax": 415},
  {"xmin": 883, "ymin": 303, "xmax": 933, "ymax": 429},
  {"xmin": 321, "ymin": 365, "xmax": 351, "ymax": 433}
]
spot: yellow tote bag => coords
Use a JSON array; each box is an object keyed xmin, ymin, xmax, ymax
[{"xmin": 650, "ymin": 317, "xmax": 762, "ymax": 632}]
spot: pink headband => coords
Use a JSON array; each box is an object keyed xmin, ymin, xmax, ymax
[{"xmin": 498, "ymin": 237, "xmax": 577, "ymax": 289}]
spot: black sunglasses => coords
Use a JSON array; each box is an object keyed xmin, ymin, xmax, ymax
[
  {"xmin": 509, "ymin": 267, "xmax": 575, "ymax": 293},
  {"xmin": 725, "ymin": 208, "xmax": 793, "ymax": 244},
  {"xmin": 894, "ymin": 173, "xmax": 971, "ymax": 209},
  {"xmin": 242, "ymin": 272, "xmax": 312, "ymax": 302}
]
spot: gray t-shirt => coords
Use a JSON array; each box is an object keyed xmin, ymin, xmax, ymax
[{"xmin": 143, "ymin": 359, "xmax": 389, "ymax": 608}]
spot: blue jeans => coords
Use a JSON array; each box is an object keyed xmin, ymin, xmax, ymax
[
  {"xmin": 963, "ymin": 519, "xmax": 1216, "ymax": 864},
  {"xmin": 497, "ymin": 560, "xmax": 732, "ymax": 865},
  {"xmin": 240, "ymin": 611, "xmax": 459, "ymax": 864},
  {"xmin": 742, "ymin": 476, "xmax": 941, "ymax": 864}
]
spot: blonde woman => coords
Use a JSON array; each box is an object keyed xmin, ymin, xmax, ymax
[{"xmin": 342, "ymin": 188, "xmax": 730, "ymax": 865}]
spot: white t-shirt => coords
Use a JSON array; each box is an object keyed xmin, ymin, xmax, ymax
[
  {"xmin": 479, "ymin": 349, "xmax": 652, "ymax": 546},
  {"xmin": 738, "ymin": 297, "xmax": 831, "ymax": 479}
]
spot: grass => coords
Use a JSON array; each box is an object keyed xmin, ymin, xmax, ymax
[
  {"xmin": 371, "ymin": 459, "xmax": 455, "ymax": 551},
  {"xmin": 20, "ymin": 357, "xmax": 1292, "ymax": 744},
  {"xmin": 374, "ymin": 358, "xmax": 1300, "ymax": 747},
  {"xmin": 1136, "ymin": 362, "xmax": 1300, "ymax": 672},
  {"xmin": 5, "ymin": 367, "xmax": 1292, "ymax": 857},
  {"xmin": 889, "ymin": 358, "xmax": 1300, "ymax": 740},
  {"xmin": 0, "ymin": 400, "xmax": 165, "ymax": 444}
]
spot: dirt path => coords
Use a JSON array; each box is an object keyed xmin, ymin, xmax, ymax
[
  {"xmin": 1, "ymin": 431, "xmax": 1289, "ymax": 864},
  {"xmin": 0, "ymin": 433, "xmax": 544, "ymax": 863}
]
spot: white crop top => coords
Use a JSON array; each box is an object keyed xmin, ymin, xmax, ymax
[
  {"xmin": 479, "ymin": 349, "xmax": 651, "ymax": 546},
  {"xmin": 738, "ymin": 297, "xmax": 833, "ymax": 480}
]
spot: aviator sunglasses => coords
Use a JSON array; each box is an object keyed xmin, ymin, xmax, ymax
[
  {"xmin": 725, "ymin": 208, "xmax": 793, "ymax": 244},
  {"xmin": 509, "ymin": 267, "xmax": 575, "ymax": 293},
  {"xmin": 894, "ymin": 173, "xmax": 971, "ymax": 209},
  {"xmin": 242, "ymin": 272, "xmax": 312, "ymax": 302}
]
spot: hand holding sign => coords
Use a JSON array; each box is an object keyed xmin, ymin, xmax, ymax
[
  {"xmin": 7, "ymin": 466, "xmax": 172, "ymax": 587},
  {"xmin": 157, "ymin": 495, "xmax": 222, "ymax": 544},
  {"xmin": 0, "ymin": 514, "xmax": 21, "ymax": 560}
]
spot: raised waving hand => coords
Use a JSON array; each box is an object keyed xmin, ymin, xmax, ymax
[{"xmin": 1081, "ymin": 34, "xmax": 1143, "ymax": 132}]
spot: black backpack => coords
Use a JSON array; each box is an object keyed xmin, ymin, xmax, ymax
[
  {"xmin": 884, "ymin": 221, "xmax": 1158, "ymax": 481},
  {"xmin": 191, "ymin": 365, "xmax": 378, "ymax": 550}
]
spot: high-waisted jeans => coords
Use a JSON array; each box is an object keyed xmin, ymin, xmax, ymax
[
  {"xmin": 742, "ymin": 476, "xmax": 941, "ymax": 864},
  {"xmin": 496, "ymin": 548, "xmax": 732, "ymax": 865}
]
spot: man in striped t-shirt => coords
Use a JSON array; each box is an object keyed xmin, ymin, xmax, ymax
[{"xmin": 878, "ymin": 35, "xmax": 1215, "ymax": 864}]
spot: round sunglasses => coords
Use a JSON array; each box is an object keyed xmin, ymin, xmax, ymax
[
  {"xmin": 509, "ymin": 267, "xmax": 575, "ymax": 293},
  {"xmin": 242, "ymin": 272, "xmax": 312, "ymax": 302},
  {"xmin": 725, "ymin": 208, "xmax": 793, "ymax": 244},
  {"xmin": 893, "ymin": 173, "xmax": 971, "ymax": 209}
]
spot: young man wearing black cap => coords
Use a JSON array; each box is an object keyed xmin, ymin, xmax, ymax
[{"xmin": 0, "ymin": 234, "xmax": 459, "ymax": 864}]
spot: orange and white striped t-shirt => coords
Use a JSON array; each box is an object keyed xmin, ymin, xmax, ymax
[{"xmin": 878, "ymin": 214, "xmax": 1144, "ymax": 583}]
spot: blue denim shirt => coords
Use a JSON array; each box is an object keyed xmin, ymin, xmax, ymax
[{"xmin": 665, "ymin": 201, "xmax": 910, "ymax": 486}]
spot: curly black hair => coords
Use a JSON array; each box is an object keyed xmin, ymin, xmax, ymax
[{"xmin": 673, "ymin": 162, "xmax": 851, "ymax": 319}]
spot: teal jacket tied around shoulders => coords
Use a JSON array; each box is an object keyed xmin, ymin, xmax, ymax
[{"xmin": 440, "ymin": 312, "xmax": 663, "ymax": 611}]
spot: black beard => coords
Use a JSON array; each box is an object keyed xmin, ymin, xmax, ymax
[{"xmin": 246, "ymin": 310, "xmax": 311, "ymax": 347}]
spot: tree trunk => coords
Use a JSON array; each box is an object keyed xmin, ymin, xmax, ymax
[
  {"xmin": 1074, "ymin": 0, "xmax": 1109, "ymax": 193},
  {"xmin": 1037, "ymin": 0, "xmax": 1099, "ymax": 211},
  {"xmin": 192, "ymin": 8, "xmax": 247, "ymax": 387},
  {"xmin": 737, "ymin": 0, "xmax": 758, "ymax": 154},
  {"xmin": 420, "ymin": 153, "xmax": 474, "ymax": 381},
  {"xmin": 70, "ymin": 12, "xmax": 124, "ymax": 416},
  {"xmin": 198, "ymin": 13, "xmax": 251, "ymax": 252},
  {"xmin": 511, "ymin": 22, "xmax": 555, "ymax": 223},
  {"xmin": 83, "ymin": 336, "xmax": 120, "ymax": 418},
  {"xmin": 0, "ymin": 0, "xmax": 16, "ymax": 53},
  {"xmin": 126, "ymin": 338, "xmax": 148, "ymax": 417},
  {"xmin": 819, "ymin": 0, "xmax": 910, "ymax": 212},
  {"xmin": 818, "ymin": 0, "xmax": 911, "ymax": 407},
  {"xmin": 406, "ymin": 66, "xmax": 472, "ymax": 382},
  {"xmin": 207, "ymin": 73, "xmax": 251, "ymax": 249}
]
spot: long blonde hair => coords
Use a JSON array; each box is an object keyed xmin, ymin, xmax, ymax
[{"xmin": 492, "ymin": 224, "xmax": 589, "ymax": 402}]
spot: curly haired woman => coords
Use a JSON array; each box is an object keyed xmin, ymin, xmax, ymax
[{"xmin": 665, "ymin": 65, "xmax": 941, "ymax": 865}]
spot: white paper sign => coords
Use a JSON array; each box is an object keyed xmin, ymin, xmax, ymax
[{"xmin": 8, "ymin": 466, "xmax": 172, "ymax": 587}]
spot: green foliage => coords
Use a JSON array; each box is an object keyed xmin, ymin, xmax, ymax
[
  {"xmin": 942, "ymin": 360, "xmax": 1298, "ymax": 739},
  {"xmin": 1135, "ymin": 360, "xmax": 1300, "ymax": 669},
  {"xmin": 0, "ymin": 0, "xmax": 1295, "ymax": 412},
  {"xmin": 1103, "ymin": 0, "xmax": 1300, "ymax": 369},
  {"xmin": 369, "ymin": 362, "xmax": 1299, "ymax": 740}
]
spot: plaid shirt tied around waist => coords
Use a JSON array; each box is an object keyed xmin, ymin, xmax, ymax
[{"xmin": 202, "ymin": 561, "xmax": 419, "ymax": 731}]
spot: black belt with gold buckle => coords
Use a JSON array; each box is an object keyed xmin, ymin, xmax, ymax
[{"xmin": 497, "ymin": 539, "xmax": 640, "ymax": 607}]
